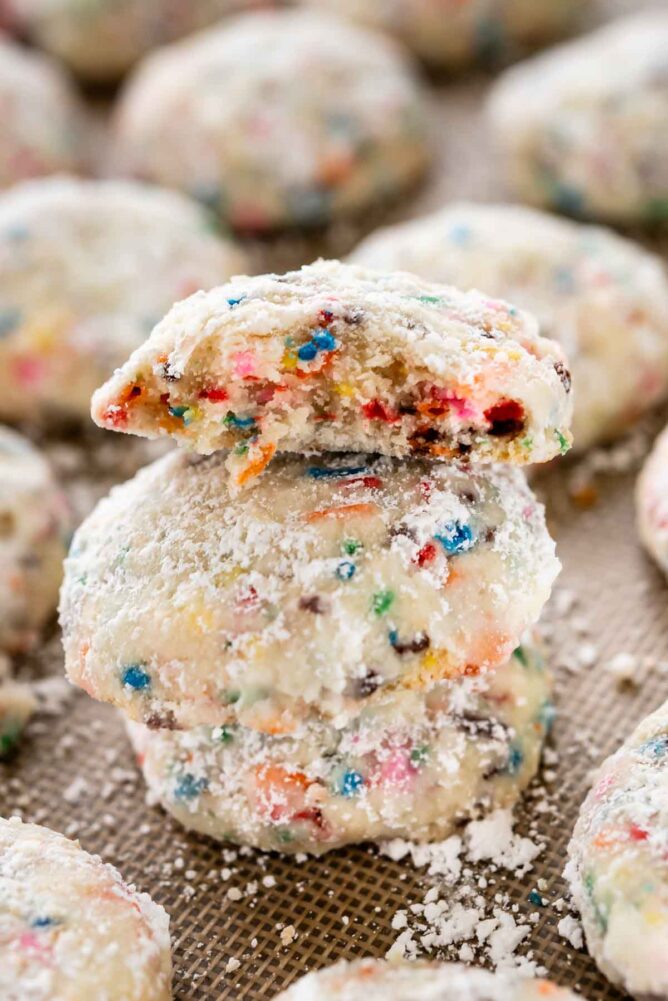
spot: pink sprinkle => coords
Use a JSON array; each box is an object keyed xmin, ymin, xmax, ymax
[
  {"xmin": 17, "ymin": 932, "xmax": 53, "ymax": 962},
  {"xmin": 233, "ymin": 350, "xmax": 257, "ymax": 378},
  {"xmin": 375, "ymin": 750, "xmax": 416, "ymax": 789},
  {"xmin": 13, "ymin": 356, "xmax": 46, "ymax": 385}
]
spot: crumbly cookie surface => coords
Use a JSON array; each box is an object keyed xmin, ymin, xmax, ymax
[{"xmin": 637, "ymin": 426, "xmax": 668, "ymax": 578}]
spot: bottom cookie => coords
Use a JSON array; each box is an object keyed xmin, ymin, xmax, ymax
[
  {"xmin": 129, "ymin": 642, "xmax": 553, "ymax": 855},
  {"xmin": 0, "ymin": 817, "xmax": 171, "ymax": 1001},
  {"xmin": 567, "ymin": 699, "xmax": 668, "ymax": 1001},
  {"xmin": 272, "ymin": 958, "xmax": 581, "ymax": 1001}
]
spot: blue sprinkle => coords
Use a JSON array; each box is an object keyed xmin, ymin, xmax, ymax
[
  {"xmin": 31, "ymin": 916, "xmax": 55, "ymax": 928},
  {"xmin": 506, "ymin": 744, "xmax": 524, "ymax": 775},
  {"xmin": 0, "ymin": 309, "xmax": 20, "ymax": 337},
  {"xmin": 336, "ymin": 561, "xmax": 356, "ymax": 581},
  {"xmin": 224, "ymin": 412, "xmax": 256, "ymax": 429},
  {"xmin": 435, "ymin": 521, "xmax": 475, "ymax": 554},
  {"xmin": 174, "ymin": 773, "xmax": 208, "ymax": 801},
  {"xmin": 553, "ymin": 183, "xmax": 585, "ymax": 216},
  {"xmin": 312, "ymin": 329, "xmax": 337, "ymax": 352},
  {"xmin": 448, "ymin": 224, "xmax": 472, "ymax": 246},
  {"xmin": 340, "ymin": 770, "xmax": 364, "ymax": 797},
  {"xmin": 388, "ymin": 629, "xmax": 398, "ymax": 646},
  {"xmin": 528, "ymin": 890, "xmax": 545, "ymax": 907},
  {"xmin": 227, "ymin": 295, "xmax": 246, "ymax": 307},
  {"xmin": 639, "ymin": 735, "xmax": 668, "ymax": 759},
  {"xmin": 168, "ymin": 405, "xmax": 188, "ymax": 418},
  {"xmin": 121, "ymin": 664, "xmax": 151, "ymax": 691},
  {"xmin": 539, "ymin": 700, "xmax": 557, "ymax": 734},
  {"xmin": 297, "ymin": 340, "xmax": 319, "ymax": 361},
  {"xmin": 307, "ymin": 465, "xmax": 367, "ymax": 479}
]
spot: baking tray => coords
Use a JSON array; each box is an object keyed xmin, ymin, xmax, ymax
[{"xmin": 2, "ymin": 0, "xmax": 668, "ymax": 996}]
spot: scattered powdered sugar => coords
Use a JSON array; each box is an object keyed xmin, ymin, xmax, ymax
[
  {"xmin": 380, "ymin": 808, "xmax": 546, "ymax": 975},
  {"xmin": 557, "ymin": 914, "xmax": 584, "ymax": 951}
]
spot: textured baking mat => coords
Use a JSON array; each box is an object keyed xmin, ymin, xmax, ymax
[{"xmin": 3, "ymin": 0, "xmax": 668, "ymax": 996}]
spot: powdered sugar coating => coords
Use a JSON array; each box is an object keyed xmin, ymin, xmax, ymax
[
  {"xmin": 567, "ymin": 700, "xmax": 668, "ymax": 999},
  {"xmin": 303, "ymin": 0, "xmax": 588, "ymax": 69},
  {"xmin": 0, "ymin": 427, "xmax": 69, "ymax": 654},
  {"xmin": 488, "ymin": 13, "xmax": 668, "ymax": 223},
  {"xmin": 273, "ymin": 959, "xmax": 580, "ymax": 1001},
  {"xmin": 60, "ymin": 450, "xmax": 559, "ymax": 733},
  {"xmin": 113, "ymin": 11, "xmax": 430, "ymax": 231},
  {"xmin": 0, "ymin": 817, "xmax": 171, "ymax": 1001},
  {"xmin": 91, "ymin": 260, "xmax": 573, "ymax": 488},
  {"xmin": 0, "ymin": 35, "xmax": 84, "ymax": 189},
  {"xmin": 11, "ymin": 0, "xmax": 283, "ymax": 81},
  {"xmin": 351, "ymin": 202, "xmax": 668, "ymax": 452},
  {"xmin": 0, "ymin": 177, "xmax": 246, "ymax": 424},
  {"xmin": 129, "ymin": 642, "xmax": 552, "ymax": 854},
  {"xmin": 637, "ymin": 426, "xmax": 668, "ymax": 578}
]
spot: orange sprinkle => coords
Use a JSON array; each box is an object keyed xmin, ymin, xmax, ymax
[
  {"xmin": 236, "ymin": 442, "xmax": 276, "ymax": 487},
  {"xmin": 306, "ymin": 503, "xmax": 379, "ymax": 523}
]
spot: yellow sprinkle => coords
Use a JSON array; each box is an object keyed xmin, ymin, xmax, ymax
[
  {"xmin": 334, "ymin": 382, "xmax": 355, "ymax": 397},
  {"xmin": 282, "ymin": 351, "xmax": 298, "ymax": 370}
]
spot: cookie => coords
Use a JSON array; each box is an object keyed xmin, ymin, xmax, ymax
[
  {"xmin": 91, "ymin": 260, "xmax": 573, "ymax": 489},
  {"xmin": 566, "ymin": 700, "xmax": 668, "ymax": 1000},
  {"xmin": 303, "ymin": 0, "xmax": 588, "ymax": 70},
  {"xmin": 129, "ymin": 641, "xmax": 552, "ymax": 854},
  {"xmin": 0, "ymin": 427, "xmax": 69, "ymax": 654},
  {"xmin": 637, "ymin": 426, "xmax": 668, "ymax": 577},
  {"xmin": 113, "ymin": 11, "xmax": 430, "ymax": 231},
  {"xmin": 0, "ymin": 816, "xmax": 171, "ymax": 1001},
  {"xmin": 273, "ymin": 959, "xmax": 580, "ymax": 1001},
  {"xmin": 0, "ymin": 177, "xmax": 246, "ymax": 424},
  {"xmin": 488, "ymin": 13, "xmax": 668, "ymax": 223},
  {"xmin": 12, "ymin": 0, "xmax": 283, "ymax": 81},
  {"xmin": 351, "ymin": 202, "xmax": 668, "ymax": 451},
  {"xmin": 60, "ymin": 450, "xmax": 559, "ymax": 733},
  {"xmin": 0, "ymin": 35, "xmax": 85, "ymax": 189}
]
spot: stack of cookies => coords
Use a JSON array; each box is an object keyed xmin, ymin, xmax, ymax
[{"xmin": 60, "ymin": 260, "xmax": 572, "ymax": 854}]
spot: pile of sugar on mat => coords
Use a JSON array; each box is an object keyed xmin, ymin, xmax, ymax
[{"xmin": 61, "ymin": 259, "xmax": 573, "ymax": 856}]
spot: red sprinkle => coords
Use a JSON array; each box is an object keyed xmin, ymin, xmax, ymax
[
  {"xmin": 629, "ymin": 824, "xmax": 649, "ymax": 841},
  {"xmin": 198, "ymin": 386, "xmax": 229, "ymax": 402},
  {"xmin": 343, "ymin": 476, "xmax": 383, "ymax": 490},
  {"xmin": 102, "ymin": 406, "xmax": 127, "ymax": 429},
  {"xmin": 484, "ymin": 399, "xmax": 525, "ymax": 436},
  {"xmin": 414, "ymin": 542, "xmax": 437, "ymax": 567},
  {"xmin": 362, "ymin": 399, "xmax": 400, "ymax": 423}
]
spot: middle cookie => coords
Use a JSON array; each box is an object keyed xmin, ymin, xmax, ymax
[{"xmin": 60, "ymin": 451, "xmax": 559, "ymax": 733}]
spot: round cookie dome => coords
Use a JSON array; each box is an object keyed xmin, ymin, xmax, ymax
[
  {"xmin": 0, "ymin": 35, "xmax": 84, "ymax": 189},
  {"xmin": 567, "ymin": 700, "xmax": 668, "ymax": 1000},
  {"xmin": 60, "ymin": 450, "xmax": 559, "ymax": 733},
  {"xmin": 303, "ymin": 0, "xmax": 589, "ymax": 70},
  {"xmin": 488, "ymin": 13, "xmax": 668, "ymax": 224},
  {"xmin": 11, "ymin": 0, "xmax": 284, "ymax": 81},
  {"xmin": 0, "ymin": 816, "xmax": 171, "ymax": 1001},
  {"xmin": 637, "ymin": 425, "xmax": 668, "ymax": 577},
  {"xmin": 129, "ymin": 641, "xmax": 552, "ymax": 853},
  {"xmin": 351, "ymin": 202, "xmax": 668, "ymax": 451},
  {"xmin": 113, "ymin": 10, "xmax": 431, "ymax": 231},
  {"xmin": 0, "ymin": 426, "xmax": 69, "ymax": 654},
  {"xmin": 273, "ymin": 959, "xmax": 581, "ymax": 1001},
  {"xmin": 0, "ymin": 176, "xmax": 246, "ymax": 424}
]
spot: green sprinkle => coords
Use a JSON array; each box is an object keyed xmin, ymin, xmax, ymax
[
  {"xmin": 521, "ymin": 435, "xmax": 533, "ymax": 451},
  {"xmin": 234, "ymin": 442, "xmax": 249, "ymax": 456},
  {"xmin": 417, "ymin": 295, "xmax": 441, "ymax": 305},
  {"xmin": 277, "ymin": 828, "xmax": 294, "ymax": 844},
  {"xmin": 223, "ymin": 689, "xmax": 240, "ymax": 705},
  {"xmin": 372, "ymin": 589, "xmax": 395, "ymax": 616},
  {"xmin": 216, "ymin": 725, "xmax": 235, "ymax": 744},
  {"xmin": 342, "ymin": 538, "xmax": 361, "ymax": 556},
  {"xmin": 410, "ymin": 745, "xmax": 429, "ymax": 765},
  {"xmin": 513, "ymin": 645, "xmax": 528, "ymax": 667},
  {"xmin": 555, "ymin": 430, "xmax": 571, "ymax": 455}
]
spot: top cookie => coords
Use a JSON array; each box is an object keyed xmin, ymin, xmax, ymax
[
  {"xmin": 488, "ymin": 12, "xmax": 668, "ymax": 223},
  {"xmin": 0, "ymin": 816, "xmax": 171, "ymax": 1001},
  {"xmin": 91, "ymin": 260, "xmax": 573, "ymax": 489},
  {"xmin": 274, "ymin": 959, "xmax": 581, "ymax": 1001}
]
